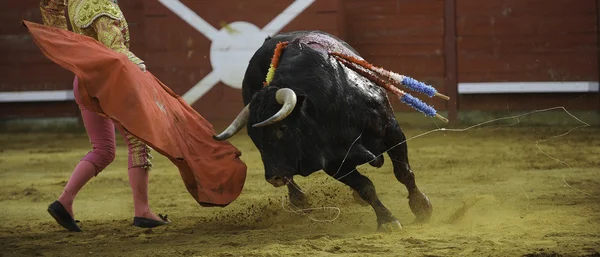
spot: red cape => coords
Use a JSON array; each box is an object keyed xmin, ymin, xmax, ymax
[{"xmin": 22, "ymin": 20, "xmax": 247, "ymax": 207}]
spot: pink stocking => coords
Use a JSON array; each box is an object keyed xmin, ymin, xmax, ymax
[
  {"xmin": 128, "ymin": 167, "xmax": 161, "ymax": 220},
  {"xmin": 58, "ymin": 76, "xmax": 117, "ymax": 218},
  {"xmin": 57, "ymin": 160, "xmax": 97, "ymax": 218}
]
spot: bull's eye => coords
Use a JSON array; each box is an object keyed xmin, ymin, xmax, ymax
[{"xmin": 279, "ymin": 125, "xmax": 287, "ymax": 132}]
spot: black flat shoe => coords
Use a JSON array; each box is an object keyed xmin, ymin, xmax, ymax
[
  {"xmin": 47, "ymin": 200, "xmax": 82, "ymax": 232},
  {"xmin": 133, "ymin": 214, "xmax": 171, "ymax": 228}
]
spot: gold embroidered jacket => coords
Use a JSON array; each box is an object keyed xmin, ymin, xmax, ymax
[{"xmin": 40, "ymin": 0, "xmax": 144, "ymax": 65}]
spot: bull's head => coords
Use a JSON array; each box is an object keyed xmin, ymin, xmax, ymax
[{"xmin": 214, "ymin": 87, "xmax": 315, "ymax": 187}]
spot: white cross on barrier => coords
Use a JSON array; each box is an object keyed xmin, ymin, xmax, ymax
[{"xmin": 157, "ymin": 0, "xmax": 315, "ymax": 105}]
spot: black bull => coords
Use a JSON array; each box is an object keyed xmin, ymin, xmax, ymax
[{"xmin": 213, "ymin": 30, "xmax": 432, "ymax": 231}]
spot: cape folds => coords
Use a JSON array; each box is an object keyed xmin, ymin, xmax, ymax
[{"xmin": 22, "ymin": 20, "xmax": 247, "ymax": 207}]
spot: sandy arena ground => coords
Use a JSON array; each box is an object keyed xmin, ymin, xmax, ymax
[{"xmin": 0, "ymin": 123, "xmax": 599, "ymax": 257}]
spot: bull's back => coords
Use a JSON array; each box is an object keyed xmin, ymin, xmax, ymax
[
  {"xmin": 242, "ymin": 30, "xmax": 391, "ymax": 115},
  {"xmin": 242, "ymin": 31, "xmax": 363, "ymax": 101}
]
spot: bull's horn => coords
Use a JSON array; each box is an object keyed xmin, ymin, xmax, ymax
[
  {"xmin": 213, "ymin": 104, "xmax": 250, "ymax": 141},
  {"xmin": 252, "ymin": 88, "xmax": 297, "ymax": 127}
]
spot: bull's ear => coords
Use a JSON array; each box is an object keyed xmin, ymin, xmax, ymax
[
  {"xmin": 296, "ymin": 94, "xmax": 306, "ymax": 105},
  {"xmin": 296, "ymin": 94, "xmax": 317, "ymax": 117}
]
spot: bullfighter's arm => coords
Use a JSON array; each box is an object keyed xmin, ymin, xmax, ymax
[
  {"xmin": 91, "ymin": 16, "xmax": 145, "ymax": 68},
  {"xmin": 39, "ymin": 0, "xmax": 68, "ymax": 30}
]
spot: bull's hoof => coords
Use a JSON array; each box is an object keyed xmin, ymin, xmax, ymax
[
  {"xmin": 408, "ymin": 191, "xmax": 433, "ymax": 223},
  {"xmin": 377, "ymin": 220, "xmax": 402, "ymax": 232},
  {"xmin": 369, "ymin": 156, "xmax": 384, "ymax": 168},
  {"xmin": 289, "ymin": 193, "xmax": 309, "ymax": 208},
  {"xmin": 352, "ymin": 189, "xmax": 369, "ymax": 206}
]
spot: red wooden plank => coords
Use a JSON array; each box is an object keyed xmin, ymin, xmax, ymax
[
  {"xmin": 458, "ymin": 53, "xmax": 599, "ymax": 82},
  {"xmin": 0, "ymin": 81, "xmax": 74, "ymax": 92},
  {"xmin": 0, "ymin": 51, "xmax": 60, "ymax": 65},
  {"xmin": 459, "ymin": 93, "xmax": 600, "ymax": 111},
  {"xmin": 454, "ymin": 0, "xmax": 599, "ymax": 90},
  {"xmin": 310, "ymin": 0, "xmax": 340, "ymax": 12},
  {"xmin": 0, "ymin": 102, "xmax": 78, "ymax": 119},
  {"xmin": 178, "ymin": 0, "xmax": 338, "ymax": 13},
  {"xmin": 344, "ymin": 0, "xmax": 444, "ymax": 40},
  {"xmin": 0, "ymin": 64, "xmax": 73, "ymax": 91},
  {"xmin": 351, "ymin": 39, "xmax": 443, "ymax": 57},
  {"xmin": 349, "ymin": 32, "xmax": 444, "ymax": 46},
  {"xmin": 144, "ymin": 17, "xmax": 213, "ymax": 52},
  {"xmin": 0, "ymin": 6, "xmax": 43, "ymax": 34},
  {"xmin": 144, "ymin": 0, "xmax": 169, "ymax": 17},
  {"xmin": 181, "ymin": 0, "xmax": 297, "ymax": 30},
  {"xmin": 347, "ymin": 16, "xmax": 444, "ymax": 36},
  {"xmin": 457, "ymin": 33, "xmax": 598, "ymax": 82},
  {"xmin": 128, "ymin": 26, "xmax": 146, "ymax": 42},
  {"xmin": 143, "ymin": 7, "xmax": 340, "ymax": 51},
  {"xmin": 336, "ymin": 0, "xmax": 347, "ymax": 40},
  {"xmin": 0, "ymin": 35, "xmax": 41, "ymax": 52},
  {"xmin": 282, "ymin": 11, "xmax": 340, "ymax": 33},
  {"xmin": 597, "ymin": 0, "xmax": 600, "ymax": 110},
  {"xmin": 457, "ymin": 15, "xmax": 596, "ymax": 36},
  {"xmin": 444, "ymin": 0, "xmax": 458, "ymax": 123},
  {"xmin": 456, "ymin": 0, "xmax": 596, "ymax": 16},
  {"xmin": 458, "ymin": 34, "xmax": 597, "ymax": 57},
  {"xmin": 145, "ymin": 50, "xmax": 212, "ymax": 69},
  {"xmin": 0, "ymin": 21, "xmax": 33, "ymax": 35},
  {"xmin": 345, "ymin": 0, "xmax": 444, "ymax": 17},
  {"xmin": 0, "ymin": 0, "xmax": 30, "ymax": 11},
  {"xmin": 118, "ymin": 0, "xmax": 145, "ymax": 14}
]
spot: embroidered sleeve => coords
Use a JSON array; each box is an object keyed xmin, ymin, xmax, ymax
[
  {"xmin": 40, "ymin": 0, "xmax": 68, "ymax": 30},
  {"xmin": 92, "ymin": 16, "xmax": 144, "ymax": 65}
]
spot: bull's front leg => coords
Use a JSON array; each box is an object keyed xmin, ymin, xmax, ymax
[
  {"xmin": 287, "ymin": 178, "xmax": 308, "ymax": 208},
  {"xmin": 324, "ymin": 165, "xmax": 402, "ymax": 232}
]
